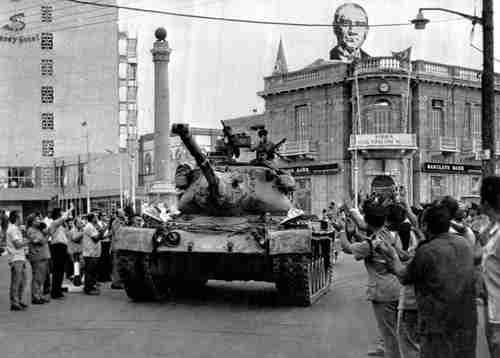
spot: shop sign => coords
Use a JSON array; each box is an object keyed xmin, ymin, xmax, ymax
[
  {"xmin": 0, "ymin": 12, "xmax": 39, "ymax": 45},
  {"xmin": 422, "ymin": 162, "xmax": 482, "ymax": 174},
  {"xmin": 3, "ymin": 13, "xmax": 26, "ymax": 32},
  {"xmin": 285, "ymin": 163, "xmax": 339, "ymax": 177},
  {"xmin": 0, "ymin": 33, "xmax": 39, "ymax": 44}
]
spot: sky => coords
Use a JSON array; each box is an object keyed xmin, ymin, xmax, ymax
[{"xmin": 117, "ymin": 0, "xmax": 500, "ymax": 134}]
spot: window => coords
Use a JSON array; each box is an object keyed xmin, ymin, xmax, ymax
[
  {"xmin": 41, "ymin": 112, "xmax": 54, "ymax": 129},
  {"xmin": 431, "ymin": 100, "xmax": 445, "ymax": 137},
  {"xmin": 471, "ymin": 176, "xmax": 481, "ymax": 196},
  {"xmin": 5, "ymin": 167, "xmax": 34, "ymax": 188},
  {"xmin": 432, "ymin": 99, "xmax": 444, "ymax": 108},
  {"xmin": 41, "ymin": 6, "xmax": 53, "ymax": 23},
  {"xmin": 127, "ymin": 38, "xmax": 137, "ymax": 58},
  {"xmin": 127, "ymin": 63, "xmax": 137, "ymax": 80},
  {"xmin": 127, "ymin": 85, "xmax": 137, "ymax": 101},
  {"xmin": 464, "ymin": 103, "xmax": 472, "ymax": 138},
  {"xmin": 496, "ymin": 107, "xmax": 500, "ymax": 145},
  {"xmin": 294, "ymin": 105, "xmax": 310, "ymax": 141},
  {"xmin": 365, "ymin": 99, "xmax": 396, "ymax": 133},
  {"xmin": 471, "ymin": 105, "xmax": 481, "ymax": 138},
  {"xmin": 41, "ymin": 33, "xmax": 53, "ymax": 50},
  {"xmin": 431, "ymin": 176, "xmax": 445, "ymax": 201},
  {"xmin": 41, "ymin": 59, "xmax": 53, "ymax": 76},
  {"xmin": 78, "ymin": 162, "xmax": 85, "ymax": 186},
  {"xmin": 42, "ymin": 140, "xmax": 54, "ymax": 157},
  {"xmin": 41, "ymin": 86, "xmax": 54, "ymax": 103},
  {"xmin": 144, "ymin": 152, "xmax": 152, "ymax": 175}
]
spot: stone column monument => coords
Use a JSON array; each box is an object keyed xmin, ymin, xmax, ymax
[{"xmin": 148, "ymin": 27, "xmax": 177, "ymax": 208}]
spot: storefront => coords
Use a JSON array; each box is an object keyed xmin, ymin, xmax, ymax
[
  {"xmin": 420, "ymin": 162, "xmax": 482, "ymax": 203},
  {"xmin": 282, "ymin": 163, "xmax": 341, "ymax": 215}
]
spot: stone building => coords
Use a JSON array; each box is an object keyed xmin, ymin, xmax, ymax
[{"xmin": 226, "ymin": 45, "xmax": 500, "ymax": 215}]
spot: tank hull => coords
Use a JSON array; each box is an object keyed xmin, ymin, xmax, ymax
[{"xmin": 114, "ymin": 216, "xmax": 334, "ymax": 306}]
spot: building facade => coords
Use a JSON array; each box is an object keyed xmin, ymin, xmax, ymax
[
  {"xmin": 138, "ymin": 127, "xmax": 222, "ymax": 194},
  {"xmin": 0, "ymin": 1, "xmax": 143, "ymax": 216},
  {"xmin": 227, "ymin": 49, "xmax": 500, "ymax": 215}
]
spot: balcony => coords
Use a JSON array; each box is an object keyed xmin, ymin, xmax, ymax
[
  {"xmin": 352, "ymin": 56, "xmax": 410, "ymax": 76},
  {"xmin": 349, "ymin": 133, "xmax": 417, "ymax": 151},
  {"xmin": 462, "ymin": 138, "xmax": 482, "ymax": 154},
  {"xmin": 430, "ymin": 136, "xmax": 459, "ymax": 152},
  {"xmin": 279, "ymin": 140, "xmax": 318, "ymax": 159}
]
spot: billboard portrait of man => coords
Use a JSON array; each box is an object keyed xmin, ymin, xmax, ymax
[{"xmin": 330, "ymin": 2, "xmax": 370, "ymax": 62}]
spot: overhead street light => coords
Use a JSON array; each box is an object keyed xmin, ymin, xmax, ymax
[
  {"xmin": 411, "ymin": 2, "xmax": 495, "ymax": 177},
  {"xmin": 81, "ymin": 121, "xmax": 91, "ymax": 213}
]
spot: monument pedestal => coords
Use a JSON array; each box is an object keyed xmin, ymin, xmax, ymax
[{"xmin": 148, "ymin": 181, "xmax": 178, "ymax": 209}]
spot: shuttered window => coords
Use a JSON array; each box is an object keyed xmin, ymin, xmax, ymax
[{"xmin": 294, "ymin": 105, "xmax": 310, "ymax": 141}]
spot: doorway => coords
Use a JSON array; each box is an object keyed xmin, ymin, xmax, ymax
[{"xmin": 371, "ymin": 175, "xmax": 395, "ymax": 197}]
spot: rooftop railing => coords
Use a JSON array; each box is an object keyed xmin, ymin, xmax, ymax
[{"xmin": 262, "ymin": 58, "xmax": 500, "ymax": 94}]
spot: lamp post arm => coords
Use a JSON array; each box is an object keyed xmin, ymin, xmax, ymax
[{"xmin": 419, "ymin": 7, "xmax": 482, "ymax": 24}]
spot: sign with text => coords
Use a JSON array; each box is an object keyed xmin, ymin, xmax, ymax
[
  {"xmin": 285, "ymin": 163, "xmax": 339, "ymax": 177},
  {"xmin": 0, "ymin": 33, "xmax": 39, "ymax": 44},
  {"xmin": 422, "ymin": 162, "xmax": 482, "ymax": 174},
  {"xmin": 349, "ymin": 133, "xmax": 417, "ymax": 150}
]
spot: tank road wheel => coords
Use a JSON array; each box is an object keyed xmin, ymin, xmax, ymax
[
  {"xmin": 116, "ymin": 251, "xmax": 168, "ymax": 302},
  {"xmin": 274, "ymin": 241, "xmax": 333, "ymax": 306}
]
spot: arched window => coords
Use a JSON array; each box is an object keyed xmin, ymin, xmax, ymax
[
  {"xmin": 364, "ymin": 98, "xmax": 398, "ymax": 134},
  {"xmin": 144, "ymin": 152, "xmax": 152, "ymax": 175}
]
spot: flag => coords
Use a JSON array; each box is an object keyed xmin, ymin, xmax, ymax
[{"xmin": 392, "ymin": 47, "xmax": 412, "ymax": 69}]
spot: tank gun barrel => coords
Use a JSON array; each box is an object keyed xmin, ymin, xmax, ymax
[{"xmin": 171, "ymin": 123, "xmax": 219, "ymax": 199}]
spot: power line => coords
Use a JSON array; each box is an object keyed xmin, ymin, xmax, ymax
[
  {"xmin": 0, "ymin": 0, "xmax": 138, "ymax": 28},
  {"xmin": 4, "ymin": 0, "xmax": 219, "ymax": 35},
  {"xmin": 0, "ymin": 0, "xmax": 48, "ymax": 17},
  {"xmin": 62, "ymin": 0, "xmax": 465, "ymax": 28}
]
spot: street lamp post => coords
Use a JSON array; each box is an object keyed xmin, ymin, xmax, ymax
[
  {"xmin": 412, "ymin": 2, "xmax": 496, "ymax": 176},
  {"xmin": 105, "ymin": 149, "xmax": 124, "ymax": 209},
  {"xmin": 81, "ymin": 121, "xmax": 91, "ymax": 214}
]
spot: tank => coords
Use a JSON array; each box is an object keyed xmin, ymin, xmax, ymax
[{"xmin": 114, "ymin": 123, "xmax": 334, "ymax": 306}]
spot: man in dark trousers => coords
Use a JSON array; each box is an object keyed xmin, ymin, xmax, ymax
[
  {"xmin": 380, "ymin": 204, "xmax": 477, "ymax": 358},
  {"xmin": 48, "ymin": 205, "xmax": 73, "ymax": 299}
]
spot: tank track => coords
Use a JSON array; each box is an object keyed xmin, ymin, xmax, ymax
[
  {"xmin": 273, "ymin": 241, "xmax": 333, "ymax": 306},
  {"xmin": 116, "ymin": 251, "xmax": 168, "ymax": 302}
]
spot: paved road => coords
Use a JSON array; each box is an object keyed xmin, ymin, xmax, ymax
[{"xmin": 0, "ymin": 254, "xmax": 489, "ymax": 358}]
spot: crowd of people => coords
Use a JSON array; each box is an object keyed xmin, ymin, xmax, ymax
[
  {"xmin": 0, "ymin": 204, "xmax": 145, "ymax": 311},
  {"xmin": 2, "ymin": 176, "xmax": 500, "ymax": 358},
  {"xmin": 320, "ymin": 178, "xmax": 500, "ymax": 358}
]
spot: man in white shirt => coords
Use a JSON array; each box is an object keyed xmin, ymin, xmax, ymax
[
  {"xmin": 82, "ymin": 213, "xmax": 102, "ymax": 295},
  {"xmin": 6, "ymin": 211, "xmax": 28, "ymax": 311}
]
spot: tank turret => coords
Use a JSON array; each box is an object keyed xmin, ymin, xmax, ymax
[{"xmin": 171, "ymin": 123, "xmax": 295, "ymax": 215}]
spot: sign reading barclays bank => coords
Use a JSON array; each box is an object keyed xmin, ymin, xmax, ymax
[{"xmin": 423, "ymin": 163, "xmax": 482, "ymax": 174}]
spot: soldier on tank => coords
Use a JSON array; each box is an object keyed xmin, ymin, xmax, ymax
[{"xmin": 251, "ymin": 129, "xmax": 276, "ymax": 161}]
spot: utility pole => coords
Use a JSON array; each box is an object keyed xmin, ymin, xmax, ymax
[
  {"xmin": 481, "ymin": 0, "xmax": 496, "ymax": 176},
  {"xmin": 412, "ymin": 3, "xmax": 496, "ymax": 176}
]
